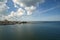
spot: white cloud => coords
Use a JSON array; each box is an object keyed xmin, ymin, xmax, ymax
[
  {"xmin": 0, "ymin": 0, "xmax": 10, "ymax": 20},
  {"xmin": 13, "ymin": 0, "xmax": 45, "ymax": 15},
  {"xmin": 25, "ymin": 6, "xmax": 36, "ymax": 15},
  {"xmin": 0, "ymin": 0, "xmax": 8, "ymax": 14},
  {"xmin": 17, "ymin": 8, "xmax": 25, "ymax": 16},
  {"xmin": 0, "ymin": 4, "xmax": 7, "ymax": 12},
  {"xmin": 5, "ymin": 0, "xmax": 45, "ymax": 20},
  {"xmin": 14, "ymin": 4, "xmax": 19, "ymax": 8},
  {"xmin": 0, "ymin": 0, "xmax": 7, "ymax": 12},
  {"xmin": 5, "ymin": 8, "xmax": 25, "ymax": 20}
]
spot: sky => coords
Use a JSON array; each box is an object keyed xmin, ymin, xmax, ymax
[{"xmin": 0, "ymin": 0, "xmax": 60, "ymax": 21}]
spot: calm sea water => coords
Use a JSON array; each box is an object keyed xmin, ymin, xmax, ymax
[{"xmin": 0, "ymin": 21, "xmax": 60, "ymax": 40}]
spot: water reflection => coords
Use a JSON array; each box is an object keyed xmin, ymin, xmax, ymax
[
  {"xmin": 0, "ymin": 22, "xmax": 60, "ymax": 40},
  {"xmin": 0, "ymin": 24, "xmax": 35, "ymax": 40}
]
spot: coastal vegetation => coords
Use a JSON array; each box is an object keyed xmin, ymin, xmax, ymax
[{"xmin": 0, "ymin": 20, "xmax": 28, "ymax": 25}]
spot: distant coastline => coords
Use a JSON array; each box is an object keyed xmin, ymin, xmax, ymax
[
  {"xmin": 0, "ymin": 20, "xmax": 60, "ymax": 25},
  {"xmin": 0, "ymin": 20, "xmax": 28, "ymax": 25}
]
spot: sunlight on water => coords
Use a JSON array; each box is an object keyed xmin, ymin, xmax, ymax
[{"xmin": 0, "ymin": 22, "xmax": 60, "ymax": 40}]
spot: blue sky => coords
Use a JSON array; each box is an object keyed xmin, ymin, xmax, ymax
[{"xmin": 0, "ymin": 0, "xmax": 60, "ymax": 21}]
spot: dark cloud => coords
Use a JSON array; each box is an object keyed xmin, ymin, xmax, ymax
[
  {"xmin": 19, "ymin": 0, "xmax": 44, "ymax": 6},
  {"xmin": 13, "ymin": 0, "xmax": 45, "ymax": 7}
]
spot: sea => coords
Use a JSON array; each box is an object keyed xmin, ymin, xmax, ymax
[{"xmin": 0, "ymin": 21, "xmax": 60, "ymax": 40}]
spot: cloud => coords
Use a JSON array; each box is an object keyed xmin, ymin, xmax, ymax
[
  {"xmin": 5, "ymin": 8, "xmax": 25, "ymax": 20},
  {"xmin": 0, "ymin": 4, "xmax": 7, "ymax": 12},
  {"xmin": 12, "ymin": 0, "xmax": 45, "ymax": 15},
  {"xmin": 6, "ymin": 6, "xmax": 36, "ymax": 20},
  {"xmin": 0, "ymin": 0, "xmax": 9, "ymax": 20},
  {"xmin": 0, "ymin": 0, "xmax": 9, "ymax": 15},
  {"xmin": 34, "ymin": 5, "xmax": 60, "ymax": 14},
  {"xmin": 39, "ymin": 5, "xmax": 60, "ymax": 14},
  {"xmin": 25, "ymin": 6, "xmax": 36, "ymax": 15},
  {"xmin": 0, "ymin": 0, "xmax": 7, "ymax": 11},
  {"xmin": 13, "ymin": 0, "xmax": 44, "ymax": 7},
  {"xmin": 0, "ymin": 0, "xmax": 7, "ymax": 3}
]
